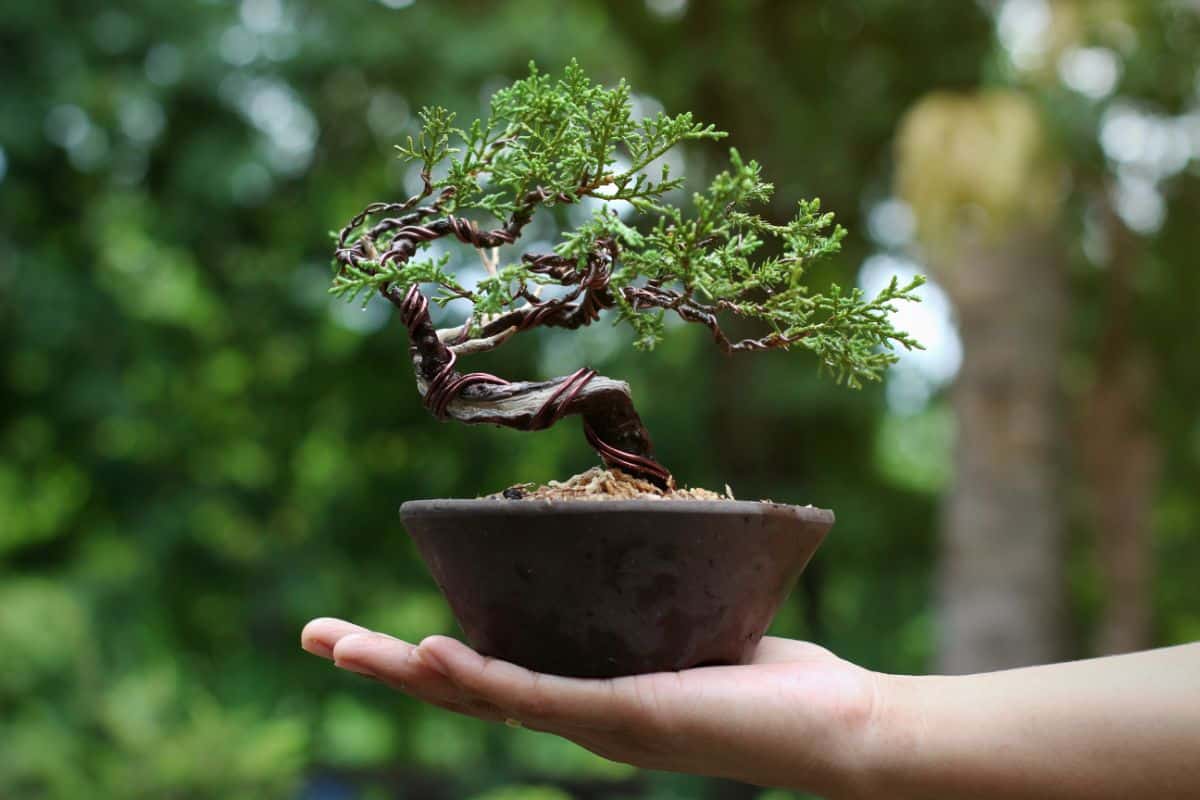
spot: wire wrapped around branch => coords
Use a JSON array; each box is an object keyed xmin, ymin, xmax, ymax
[
  {"xmin": 398, "ymin": 286, "xmax": 507, "ymax": 419},
  {"xmin": 584, "ymin": 421, "xmax": 673, "ymax": 486},
  {"xmin": 528, "ymin": 368, "xmax": 597, "ymax": 430},
  {"xmin": 336, "ymin": 184, "xmax": 569, "ymax": 274},
  {"xmin": 621, "ymin": 285, "xmax": 812, "ymax": 353},
  {"xmin": 469, "ymin": 240, "xmax": 617, "ymax": 340}
]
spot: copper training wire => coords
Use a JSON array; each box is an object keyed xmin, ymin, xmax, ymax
[{"xmin": 584, "ymin": 422, "xmax": 673, "ymax": 486}]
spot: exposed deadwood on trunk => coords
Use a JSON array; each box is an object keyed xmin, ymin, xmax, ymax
[{"xmin": 418, "ymin": 372, "xmax": 658, "ymax": 465}]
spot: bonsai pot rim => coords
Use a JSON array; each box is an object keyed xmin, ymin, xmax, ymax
[{"xmin": 400, "ymin": 497, "xmax": 835, "ymax": 523}]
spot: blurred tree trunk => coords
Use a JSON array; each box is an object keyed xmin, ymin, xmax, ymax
[
  {"xmin": 897, "ymin": 91, "xmax": 1071, "ymax": 672},
  {"xmin": 1081, "ymin": 346, "xmax": 1157, "ymax": 653},
  {"xmin": 935, "ymin": 229, "xmax": 1069, "ymax": 672},
  {"xmin": 1079, "ymin": 195, "xmax": 1159, "ymax": 654}
]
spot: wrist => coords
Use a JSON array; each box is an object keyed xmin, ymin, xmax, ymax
[{"xmin": 831, "ymin": 671, "xmax": 930, "ymax": 800}]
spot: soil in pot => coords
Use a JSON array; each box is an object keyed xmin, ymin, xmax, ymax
[{"xmin": 401, "ymin": 469, "xmax": 833, "ymax": 678}]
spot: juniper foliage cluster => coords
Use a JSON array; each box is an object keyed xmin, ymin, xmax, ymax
[{"xmin": 332, "ymin": 61, "xmax": 924, "ymax": 386}]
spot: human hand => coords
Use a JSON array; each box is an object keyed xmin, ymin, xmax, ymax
[{"xmin": 301, "ymin": 617, "xmax": 885, "ymax": 795}]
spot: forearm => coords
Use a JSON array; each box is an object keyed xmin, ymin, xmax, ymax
[{"xmin": 860, "ymin": 644, "xmax": 1200, "ymax": 800}]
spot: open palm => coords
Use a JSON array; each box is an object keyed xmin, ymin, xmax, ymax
[{"xmin": 302, "ymin": 618, "xmax": 880, "ymax": 793}]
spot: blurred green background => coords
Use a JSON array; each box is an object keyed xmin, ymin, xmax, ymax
[{"xmin": 2, "ymin": 0, "xmax": 1199, "ymax": 797}]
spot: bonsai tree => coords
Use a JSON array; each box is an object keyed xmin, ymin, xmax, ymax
[{"xmin": 332, "ymin": 62, "xmax": 922, "ymax": 488}]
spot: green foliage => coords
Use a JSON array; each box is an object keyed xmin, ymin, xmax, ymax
[
  {"xmin": 0, "ymin": 581, "xmax": 307, "ymax": 798},
  {"xmin": 332, "ymin": 62, "xmax": 923, "ymax": 386},
  {"xmin": 423, "ymin": 60, "xmax": 720, "ymax": 217}
]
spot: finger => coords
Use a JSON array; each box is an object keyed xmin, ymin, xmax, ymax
[
  {"xmin": 415, "ymin": 635, "xmax": 645, "ymax": 732},
  {"xmin": 302, "ymin": 617, "xmax": 369, "ymax": 659},
  {"xmin": 331, "ymin": 632, "xmax": 436, "ymax": 689},
  {"xmin": 330, "ymin": 632, "xmax": 508, "ymax": 721}
]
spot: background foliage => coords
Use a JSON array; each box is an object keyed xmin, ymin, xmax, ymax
[{"xmin": 1, "ymin": 1, "xmax": 1197, "ymax": 798}]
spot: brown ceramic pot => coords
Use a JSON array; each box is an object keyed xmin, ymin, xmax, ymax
[{"xmin": 400, "ymin": 498, "xmax": 834, "ymax": 678}]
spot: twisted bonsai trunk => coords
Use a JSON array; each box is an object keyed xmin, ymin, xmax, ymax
[{"xmin": 387, "ymin": 281, "xmax": 671, "ymax": 487}]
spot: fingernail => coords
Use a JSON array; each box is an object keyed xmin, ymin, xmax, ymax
[{"xmin": 335, "ymin": 659, "xmax": 377, "ymax": 679}]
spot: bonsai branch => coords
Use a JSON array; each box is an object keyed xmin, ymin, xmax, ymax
[{"xmin": 623, "ymin": 286, "xmax": 812, "ymax": 353}]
